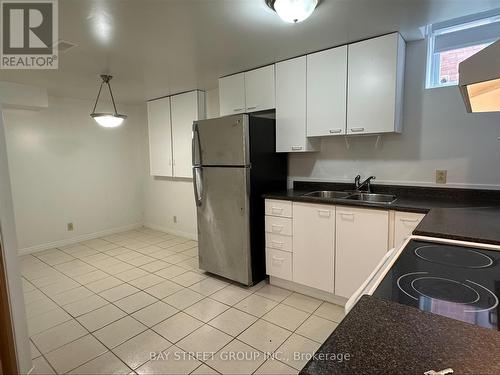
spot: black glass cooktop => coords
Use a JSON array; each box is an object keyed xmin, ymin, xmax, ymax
[{"xmin": 372, "ymin": 240, "xmax": 500, "ymax": 330}]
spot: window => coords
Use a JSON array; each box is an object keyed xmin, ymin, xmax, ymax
[{"xmin": 426, "ymin": 9, "xmax": 500, "ymax": 88}]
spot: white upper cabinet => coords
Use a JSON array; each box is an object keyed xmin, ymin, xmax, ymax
[
  {"xmin": 147, "ymin": 90, "xmax": 205, "ymax": 178},
  {"xmin": 171, "ymin": 91, "xmax": 206, "ymax": 178},
  {"xmin": 293, "ymin": 202, "xmax": 335, "ymax": 293},
  {"xmin": 335, "ymin": 207, "xmax": 389, "ymax": 299},
  {"xmin": 147, "ymin": 97, "xmax": 173, "ymax": 177},
  {"xmin": 245, "ymin": 65, "xmax": 275, "ymax": 113},
  {"xmin": 307, "ymin": 46, "xmax": 348, "ymax": 137},
  {"xmin": 219, "ymin": 73, "xmax": 246, "ymax": 116},
  {"xmin": 276, "ymin": 56, "xmax": 320, "ymax": 153},
  {"xmin": 347, "ymin": 33, "xmax": 406, "ymax": 135}
]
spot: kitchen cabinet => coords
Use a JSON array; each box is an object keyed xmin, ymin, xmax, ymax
[
  {"xmin": 265, "ymin": 200, "xmax": 293, "ymax": 281},
  {"xmin": 245, "ymin": 65, "xmax": 275, "ymax": 113},
  {"xmin": 335, "ymin": 207, "xmax": 389, "ymax": 299},
  {"xmin": 147, "ymin": 96, "xmax": 173, "ymax": 177},
  {"xmin": 393, "ymin": 211, "xmax": 425, "ymax": 248},
  {"xmin": 307, "ymin": 46, "xmax": 348, "ymax": 137},
  {"xmin": 347, "ymin": 33, "xmax": 405, "ymax": 135},
  {"xmin": 276, "ymin": 56, "xmax": 320, "ymax": 153},
  {"xmin": 219, "ymin": 73, "xmax": 246, "ymax": 116},
  {"xmin": 293, "ymin": 202, "xmax": 335, "ymax": 293},
  {"xmin": 147, "ymin": 90, "xmax": 205, "ymax": 178}
]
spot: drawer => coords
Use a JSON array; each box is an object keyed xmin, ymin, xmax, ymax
[
  {"xmin": 265, "ymin": 216, "xmax": 292, "ymax": 236},
  {"xmin": 266, "ymin": 233, "xmax": 292, "ymax": 252},
  {"xmin": 394, "ymin": 211, "xmax": 426, "ymax": 247},
  {"xmin": 266, "ymin": 248, "xmax": 292, "ymax": 280},
  {"xmin": 265, "ymin": 199, "xmax": 292, "ymax": 218}
]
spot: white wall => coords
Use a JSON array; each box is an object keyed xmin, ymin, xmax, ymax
[
  {"xmin": 0, "ymin": 109, "xmax": 31, "ymax": 374},
  {"xmin": 289, "ymin": 39, "xmax": 500, "ymax": 189},
  {"xmin": 3, "ymin": 97, "xmax": 145, "ymax": 252}
]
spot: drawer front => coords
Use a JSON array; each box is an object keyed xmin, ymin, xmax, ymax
[
  {"xmin": 394, "ymin": 211, "xmax": 425, "ymax": 247},
  {"xmin": 266, "ymin": 233, "xmax": 292, "ymax": 252},
  {"xmin": 265, "ymin": 216, "xmax": 292, "ymax": 236},
  {"xmin": 266, "ymin": 248, "xmax": 292, "ymax": 280},
  {"xmin": 265, "ymin": 199, "xmax": 292, "ymax": 218}
]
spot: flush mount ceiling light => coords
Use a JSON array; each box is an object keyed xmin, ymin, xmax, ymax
[
  {"xmin": 90, "ymin": 74, "xmax": 127, "ymax": 128},
  {"xmin": 265, "ymin": 0, "xmax": 318, "ymax": 23}
]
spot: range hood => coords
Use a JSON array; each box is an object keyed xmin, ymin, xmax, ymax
[{"xmin": 459, "ymin": 39, "xmax": 500, "ymax": 113}]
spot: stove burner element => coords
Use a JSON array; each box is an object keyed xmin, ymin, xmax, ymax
[{"xmin": 414, "ymin": 245, "xmax": 494, "ymax": 268}]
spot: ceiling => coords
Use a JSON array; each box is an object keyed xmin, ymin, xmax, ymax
[{"xmin": 1, "ymin": 0, "xmax": 499, "ymax": 104}]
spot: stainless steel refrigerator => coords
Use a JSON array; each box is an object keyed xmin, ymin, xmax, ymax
[{"xmin": 192, "ymin": 114, "xmax": 287, "ymax": 286}]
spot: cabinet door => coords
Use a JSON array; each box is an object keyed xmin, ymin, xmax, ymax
[
  {"xmin": 219, "ymin": 73, "xmax": 245, "ymax": 116},
  {"xmin": 276, "ymin": 56, "xmax": 319, "ymax": 153},
  {"xmin": 335, "ymin": 207, "xmax": 389, "ymax": 299},
  {"xmin": 293, "ymin": 202, "xmax": 335, "ymax": 293},
  {"xmin": 347, "ymin": 33, "xmax": 405, "ymax": 135},
  {"xmin": 394, "ymin": 211, "xmax": 425, "ymax": 248},
  {"xmin": 307, "ymin": 46, "xmax": 347, "ymax": 137},
  {"xmin": 245, "ymin": 65, "xmax": 275, "ymax": 112},
  {"xmin": 171, "ymin": 91, "xmax": 206, "ymax": 178},
  {"xmin": 147, "ymin": 97, "xmax": 173, "ymax": 177}
]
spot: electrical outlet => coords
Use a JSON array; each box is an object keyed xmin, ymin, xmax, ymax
[
  {"xmin": 173, "ymin": 216, "xmax": 177, "ymax": 224},
  {"xmin": 436, "ymin": 170, "xmax": 447, "ymax": 184},
  {"xmin": 67, "ymin": 222, "xmax": 74, "ymax": 231}
]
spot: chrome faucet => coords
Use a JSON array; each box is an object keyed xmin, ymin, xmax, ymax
[{"xmin": 354, "ymin": 175, "xmax": 376, "ymax": 193}]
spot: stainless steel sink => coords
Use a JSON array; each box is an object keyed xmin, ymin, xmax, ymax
[
  {"xmin": 302, "ymin": 191, "xmax": 352, "ymax": 199},
  {"xmin": 343, "ymin": 193, "xmax": 397, "ymax": 204}
]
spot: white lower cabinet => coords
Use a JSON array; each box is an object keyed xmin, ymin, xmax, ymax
[
  {"xmin": 292, "ymin": 202, "xmax": 335, "ymax": 293},
  {"xmin": 393, "ymin": 211, "xmax": 425, "ymax": 248},
  {"xmin": 335, "ymin": 207, "xmax": 389, "ymax": 299},
  {"xmin": 266, "ymin": 248, "xmax": 292, "ymax": 281}
]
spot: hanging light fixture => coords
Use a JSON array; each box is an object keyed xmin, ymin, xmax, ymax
[
  {"xmin": 265, "ymin": 0, "xmax": 318, "ymax": 23},
  {"xmin": 90, "ymin": 74, "xmax": 127, "ymax": 128}
]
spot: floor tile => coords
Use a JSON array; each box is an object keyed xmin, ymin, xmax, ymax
[
  {"xmin": 262, "ymin": 304, "xmax": 310, "ymax": 331},
  {"xmin": 164, "ymin": 253, "xmax": 191, "ymax": 264},
  {"xmin": 191, "ymin": 364, "xmax": 219, "ymax": 374},
  {"xmin": 155, "ymin": 265, "xmax": 188, "ymax": 279},
  {"xmin": 255, "ymin": 284, "xmax": 293, "ymax": 302},
  {"xmin": 30, "ymin": 340, "xmax": 41, "ymax": 359},
  {"xmin": 126, "ymin": 255, "xmax": 156, "ymax": 267},
  {"xmin": 208, "ymin": 308, "xmax": 257, "ymax": 337},
  {"xmin": 237, "ymin": 319, "xmax": 291, "ymax": 353},
  {"xmin": 77, "ymin": 304, "xmax": 127, "ymax": 332},
  {"xmin": 115, "ymin": 267, "xmax": 149, "ymax": 282},
  {"xmin": 53, "ymin": 287, "xmax": 94, "ymax": 306},
  {"xmin": 205, "ymin": 339, "xmax": 265, "ymax": 375},
  {"xmin": 135, "ymin": 346, "xmax": 201, "ymax": 375},
  {"xmin": 64, "ymin": 295, "xmax": 109, "ymax": 317},
  {"xmin": 115, "ymin": 251, "xmax": 143, "ymax": 262},
  {"xmin": 132, "ymin": 301, "xmax": 179, "ymax": 327},
  {"xmin": 45, "ymin": 335, "xmax": 107, "ymax": 374},
  {"xmin": 69, "ymin": 351, "xmax": 131, "ymax": 374},
  {"xmin": 36, "ymin": 250, "xmax": 74, "ymax": 266},
  {"xmin": 152, "ymin": 312, "xmax": 203, "ymax": 343},
  {"xmin": 136, "ymin": 245, "xmax": 163, "ymax": 255},
  {"xmin": 31, "ymin": 319, "xmax": 88, "ymax": 354},
  {"xmin": 145, "ymin": 280, "xmax": 183, "ymax": 299},
  {"xmin": 94, "ymin": 316, "xmax": 147, "ymax": 349},
  {"xmin": 86, "ymin": 276, "xmax": 124, "ymax": 293},
  {"xmin": 189, "ymin": 278, "xmax": 228, "ymax": 296},
  {"xmin": 254, "ymin": 358, "xmax": 298, "ymax": 374},
  {"xmin": 113, "ymin": 330, "xmax": 172, "ymax": 370},
  {"xmin": 25, "ymin": 297, "xmax": 59, "ymax": 318},
  {"xmin": 100, "ymin": 284, "xmax": 140, "ymax": 302},
  {"xmin": 114, "ymin": 291, "xmax": 157, "ymax": 314},
  {"xmin": 176, "ymin": 325, "xmax": 232, "ymax": 355},
  {"xmin": 276, "ymin": 333, "xmax": 321, "ymax": 370},
  {"xmin": 140, "ymin": 260, "xmax": 170, "ymax": 273},
  {"xmin": 170, "ymin": 271, "xmax": 207, "ymax": 287},
  {"xmin": 314, "ymin": 301, "xmax": 345, "ymax": 323},
  {"xmin": 282, "ymin": 293, "xmax": 323, "ymax": 313},
  {"xmin": 296, "ymin": 315, "xmax": 338, "ymax": 343},
  {"xmin": 31, "ymin": 356, "xmax": 56, "ymax": 375},
  {"xmin": 234, "ymin": 294, "xmax": 278, "ymax": 317},
  {"xmin": 27, "ymin": 307, "xmax": 73, "ymax": 335},
  {"xmin": 210, "ymin": 285, "xmax": 252, "ymax": 306},
  {"xmin": 184, "ymin": 299, "xmax": 229, "ymax": 322},
  {"xmin": 39, "ymin": 279, "xmax": 81, "ymax": 297},
  {"xmin": 106, "ymin": 262, "xmax": 136, "ymax": 275},
  {"xmin": 71, "ymin": 270, "xmax": 109, "ymax": 285},
  {"xmin": 129, "ymin": 274, "xmax": 165, "ymax": 290},
  {"xmin": 162, "ymin": 289, "xmax": 204, "ymax": 310}
]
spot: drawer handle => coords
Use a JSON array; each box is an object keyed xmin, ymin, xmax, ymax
[
  {"xmin": 271, "ymin": 240, "xmax": 284, "ymax": 249},
  {"xmin": 291, "ymin": 146, "xmax": 302, "ymax": 151},
  {"xmin": 271, "ymin": 207, "xmax": 284, "ymax": 214},
  {"xmin": 247, "ymin": 106, "xmax": 257, "ymax": 110},
  {"xmin": 318, "ymin": 209, "xmax": 331, "ymax": 217},
  {"xmin": 329, "ymin": 129, "xmax": 342, "ymax": 134},
  {"xmin": 272, "ymin": 256, "xmax": 285, "ymax": 263},
  {"xmin": 339, "ymin": 212, "xmax": 354, "ymax": 219},
  {"xmin": 400, "ymin": 218, "xmax": 419, "ymax": 223},
  {"xmin": 271, "ymin": 224, "xmax": 283, "ymax": 233},
  {"xmin": 351, "ymin": 127, "xmax": 365, "ymax": 133},
  {"xmin": 233, "ymin": 108, "xmax": 244, "ymax": 112}
]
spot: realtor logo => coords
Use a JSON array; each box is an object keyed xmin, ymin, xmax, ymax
[{"xmin": 1, "ymin": 0, "xmax": 58, "ymax": 69}]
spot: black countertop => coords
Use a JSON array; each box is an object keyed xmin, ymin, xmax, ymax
[{"xmin": 300, "ymin": 295, "xmax": 500, "ymax": 375}]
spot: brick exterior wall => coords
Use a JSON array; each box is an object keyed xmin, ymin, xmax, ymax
[{"xmin": 438, "ymin": 44, "xmax": 488, "ymax": 84}]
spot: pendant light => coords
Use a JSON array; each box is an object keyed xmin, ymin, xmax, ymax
[
  {"xmin": 266, "ymin": 0, "xmax": 318, "ymax": 23},
  {"xmin": 90, "ymin": 74, "xmax": 127, "ymax": 128}
]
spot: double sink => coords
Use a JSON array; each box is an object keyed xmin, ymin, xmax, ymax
[{"xmin": 303, "ymin": 190, "xmax": 397, "ymax": 204}]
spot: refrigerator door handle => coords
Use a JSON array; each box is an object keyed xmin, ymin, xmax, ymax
[
  {"xmin": 193, "ymin": 167, "xmax": 203, "ymax": 207},
  {"xmin": 192, "ymin": 122, "xmax": 202, "ymax": 166}
]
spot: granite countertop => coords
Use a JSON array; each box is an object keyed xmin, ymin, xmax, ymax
[{"xmin": 300, "ymin": 295, "xmax": 500, "ymax": 375}]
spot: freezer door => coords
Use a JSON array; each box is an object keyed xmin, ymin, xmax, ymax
[
  {"xmin": 193, "ymin": 115, "xmax": 249, "ymax": 166},
  {"xmin": 196, "ymin": 166, "xmax": 252, "ymax": 285}
]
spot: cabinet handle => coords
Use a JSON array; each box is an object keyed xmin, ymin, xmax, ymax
[
  {"xmin": 291, "ymin": 146, "xmax": 302, "ymax": 151},
  {"xmin": 400, "ymin": 218, "xmax": 419, "ymax": 223},
  {"xmin": 318, "ymin": 209, "xmax": 331, "ymax": 217},
  {"xmin": 271, "ymin": 224, "xmax": 283, "ymax": 233},
  {"xmin": 351, "ymin": 127, "xmax": 365, "ymax": 133},
  {"xmin": 271, "ymin": 207, "xmax": 284, "ymax": 215},
  {"xmin": 247, "ymin": 106, "xmax": 257, "ymax": 110},
  {"xmin": 339, "ymin": 212, "xmax": 354, "ymax": 218},
  {"xmin": 233, "ymin": 108, "xmax": 244, "ymax": 112},
  {"xmin": 272, "ymin": 256, "xmax": 285, "ymax": 263},
  {"xmin": 329, "ymin": 129, "xmax": 342, "ymax": 134},
  {"xmin": 271, "ymin": 240, "xmax": 284, "ymax": 248}
]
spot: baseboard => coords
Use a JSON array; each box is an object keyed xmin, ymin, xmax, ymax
[
  {"xmin": 17, "ymin": 223, "xmax": 143, "ymax": 255},
  {"xmin": 270, "ymin": 276, "xmax": 348, "ymax": 306},
  {"xmin": 143, "ymin": 223, "xmax": 197, "ymax": 241}
]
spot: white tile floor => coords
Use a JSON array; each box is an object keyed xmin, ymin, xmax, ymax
[{"xmin": 20, "ymin": 228, "xmax": 345, "ymax": 375}]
